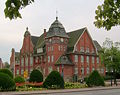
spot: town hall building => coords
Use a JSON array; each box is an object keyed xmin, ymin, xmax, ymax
[{"xmin": 10, "ymin": 17, "xmax": 105, "ymax": 82}]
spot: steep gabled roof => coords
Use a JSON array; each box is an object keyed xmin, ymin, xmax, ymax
[
  {"xmin": 31, "ymin": 36, "xmax": 39, "ymax": 47},
  {"xmin": 67, "ymin": 27, "xmax": 86, "ymax": 52},
  {"xmin": 93, "ymin": 40, "xmax": 102, "ymax": 51},
  {"xmin": 36, "ymin": 34, "xmax": 45, "ymax": 48}
]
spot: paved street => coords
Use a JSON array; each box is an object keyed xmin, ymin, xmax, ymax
[{"xmin": 40, "ymin": 89, "xmax": 120, "ymax": 95}]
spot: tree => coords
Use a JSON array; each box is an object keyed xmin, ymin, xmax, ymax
[
  {"xmin": 99, "ymin": 38, "xmax": 120, "ymax": 85},
  {"xmin": 43, "ymin": 71, "xmax": 64, "ymax": 89},
  {"xmin": 86, "ymin": 70, "xmax": 105, "ymax": 87},
  {"xmin": 29, "ymin": 69, "xmax": 43, "ymax": 83},
  {"xmin": 94, "ymin": 0, "xmax": 120, "ymax": 30},
  {"xmin": 0, "ymin": 68, "xmax": 13, "ymax": 78},
  {"xmin": 4, "ymin": 62, "xmax": 10, "ymax": 69},
  {"xmin": 4, "ymin": 0, "xmax": 34, "ymax": 20},
  {"xmin": 0, "ymin": 72, "xmax": 16, "ymax": 91}
]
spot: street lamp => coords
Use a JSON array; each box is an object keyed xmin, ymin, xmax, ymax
[{"xmin": 61, "ymin": 63, "xmax": 64, "ymax": 78}]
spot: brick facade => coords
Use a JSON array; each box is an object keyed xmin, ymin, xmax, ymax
[{"xmin": 10, "ymin": 18, "xmax": 105, "ymax": 81}]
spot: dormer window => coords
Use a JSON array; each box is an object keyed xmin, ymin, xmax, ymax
[{"xmin": 61, "ymin": 38, "xmax": 64, "ymax": 42}]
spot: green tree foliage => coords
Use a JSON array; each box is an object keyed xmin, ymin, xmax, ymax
[
  {"xmin": 0, "ymin": 72, "xmax": 16, "ymax": 91},
  {"xmin": 4, "ymin": 0, "xmax": 34, "ymax": 20},
  {"xmin": 86, "ymin": 70, "xmax": 105, "ymax": 87},
  {"xmin": 99, "ymin": 38, "xmax": 120, "ymax": 85},
  {"xmin": 4, "ymin": 62, "xmax": 10, "ymax": 69},
  {"xmin": 14, "ymin": 76, "xmax": 25, "ymax": 83},
  {"xmin": 94, "ymin": 0, "xmax": 120, "ymax": 30},
  {"xmin": 43, "ymin": 71, "xmax": 64, "ymax": 89},
  {"xmin": 0, "ymin": 68, "xmax": 13, "ymax": 78},
  {"xmin": 29, "ymin": 69, "xmax": 43, "ymax": 83}
]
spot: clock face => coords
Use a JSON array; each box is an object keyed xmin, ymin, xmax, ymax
[{"xmin": 61, "ymin": 38, "xmax": 64, "ymax": 42}]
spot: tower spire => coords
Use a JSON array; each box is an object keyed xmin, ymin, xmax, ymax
[{"xmin": 56, "ymin": 10, "xmax": 58, "ymax": 20}]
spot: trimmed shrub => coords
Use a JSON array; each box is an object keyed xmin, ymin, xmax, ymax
[
  {"xmin": 29, "ymin": 69, "xmax": 43, "ymax": 83},
  {"xmin": 0, "ymin": 72, "xmax": 16, "ymax": 91},
  {"xmin": 14, "ymin": 76, "xmax": 25, "ymax": 83},
  {"xmin": 0, "ymin": 69, "xmax": 13, "ymax": 78},
  {"xmin": 43, "ymin": 71, "xmax": 64, "ymax": 89},
  {"xmin": 86, "ymin": 70, "xmax": 105, "ymax": 87}
]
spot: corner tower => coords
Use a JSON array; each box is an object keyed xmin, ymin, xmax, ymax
[{"xmin": 45, "ymin": 17, "xmax": 69, "ymax": 71}]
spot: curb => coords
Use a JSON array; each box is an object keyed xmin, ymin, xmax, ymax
[{"xmin": 1, "ymin": 86, "xmax": 120, "ymax": 95}]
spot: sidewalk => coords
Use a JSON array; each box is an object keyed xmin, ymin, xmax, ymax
[{"xmin": 0, "ymin": 86, "xmax": 120, "ymax": 95}]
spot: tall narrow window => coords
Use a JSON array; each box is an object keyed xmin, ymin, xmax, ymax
[
  {"xmin": 17, "ymin": 69, "xmax": 19, "ymax": 75},
  {"xmin": 87, "ymin": 67, "xmax": 89, "ymax": 74},
  {"xmin": 58, "ymin": 46, "xmax": 60, "ymax": 51},
  {"xmin": 80, "ymin": 47, "xmax": 84, "ymax": 52},
  {"xmin": 25, "ymin": 57, "xmax": 28, "ymax": 66},
  {"xmin": 57, "ymin": 67, "xmax": 59, "ymax": 72},
  {"xmin": 86, "ymin": 47, "xmax": 89, "ymax": 53},
  {"xmin": 30, "ymin": 57, "xmax": 33, "ymax": 66},
  {"xmin": 51, "ymin": 55, "xmax": 54, "ymax": 62},
  {"xmin": 48, "ymin": 56, "xmax": 50, "ymax": 63},
  {"xmin": 92, "ymin": 56, "xmax": 95, "ymax": 64},
  {"xmin": 81, "ymin": 55, "xmax": 84, "ymax": 63},
  {"xmin": 81, "ymin": 67, "xmax": 84, "ymax": 75},
  {"xmin": 74, "ymin": 55, "xmax": 78, "ymax": 62},
  {"xmin": 51, "ymin": 46, "xmax": 54, "ymax": 51},
  {"xmin": 74, "ymin": 67, "xmax": 78, "ymax": 74},
  {"xmin": 21, "ymin": 68, "xmax": 24, "ymax": 75},
  {"xmin": 86, "ymin": 56, "xmax": 89, "ymax": 64},
  {"xmin": 97, "ymin": 57, "xmax": 99, "ymax": 64}
]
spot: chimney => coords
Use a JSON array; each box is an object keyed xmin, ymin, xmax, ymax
[{"xmin": 44, "ymin": 29, "xmax": 46, "ymax": 39}]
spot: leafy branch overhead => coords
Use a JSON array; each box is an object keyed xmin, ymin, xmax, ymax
[
  {"xmin": 4, "ymin": 0, "xmax": 34, "ymax": 20},
  {"xmin": 94, "ymin": 0, "xmax": 120, "ymax": 30}
]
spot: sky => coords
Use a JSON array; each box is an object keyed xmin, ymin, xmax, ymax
[{"xmin": 0, "ymin": 0, "xmax": 120, "ymax": 63}]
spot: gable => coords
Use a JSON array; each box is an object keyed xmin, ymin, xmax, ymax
[
  {"xmin": 67, "ymin": 27, "xmax": 86, "ymax": 52},
  {"xmin": 73, "ymin": 28, "xmax": 98, "ymax": 54}
]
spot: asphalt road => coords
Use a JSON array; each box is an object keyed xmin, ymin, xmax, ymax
[{"xmin": 40, "ymin": 89, "xmax": 120, "ymax": 95}]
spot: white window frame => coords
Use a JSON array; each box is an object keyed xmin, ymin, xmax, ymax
[
  {"xmin": 48, "ymin": 56, "xmax": 50, "ymax": 63},
  {"xmin": 86, "ymin": 56, "xmax": 89, "ymax": 64},
  {"xmin": 51, "ymin": 55, "xmax": 54, "ymax": 62},
  {"xmin": 30, "ymin": 57, "xmax": 33, "ymax": 66},
  {"xmin": 74, "ymin": 55, "xmax": 78, "ymax": 63},
  {"xmin": 92, "ymin": 56, "xmax": 95, "ymax": 64},
  {"xmin": 97, "ymin": 57, "xmax": 99, "ymax": 64},
  {"xmin": 81, "ymin": 55, "xmax": 84, "ymax": 63}
]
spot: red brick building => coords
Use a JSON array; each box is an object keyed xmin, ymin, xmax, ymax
[{"xmin": 10, "ymin": 17, "xmax": 105, "ymax": 82}]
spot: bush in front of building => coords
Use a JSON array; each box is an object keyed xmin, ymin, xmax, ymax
[
  {"xmin": 14, "ymin": 76, "xmax": 25, "ymax": 83},
  {"xmin": 43, "ymin": 71, "xmax": 64, "ymax": 89},
  {"xmin": 0, "ymin": 72, "xmax": 16, "ymax": 91},
  {"xmin": 29, "ymin": 69, "xmax": 43, "ymax": 83},
  {"xmin": 86, "ymin": 70, "xmax": 105, "ymax": 87},
  {"xmin": 0, "ymin": 68, "xmax": 13, "ymax": 78}
]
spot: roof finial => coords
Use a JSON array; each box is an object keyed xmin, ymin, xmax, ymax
[
  {"xmin": 26, "ymin": 27, "xmax": 28, "ymax": 31},
  {"xmin": 56, "ymin": 10, "xmax": 58, "ymax": 20}
]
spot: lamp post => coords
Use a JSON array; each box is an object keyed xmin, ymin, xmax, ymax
[{"xmin": 61, "ymin": 64, "xmax": 64, "ymax": 78}]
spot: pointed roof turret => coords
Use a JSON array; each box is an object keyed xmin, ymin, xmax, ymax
[
  {"xmin": 46, "ymin": 17, "xmax": 69, "ymax": 38},
  {"xmin": 24, "ymin": 27, "xmax": 30, "ymax": 37}
]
